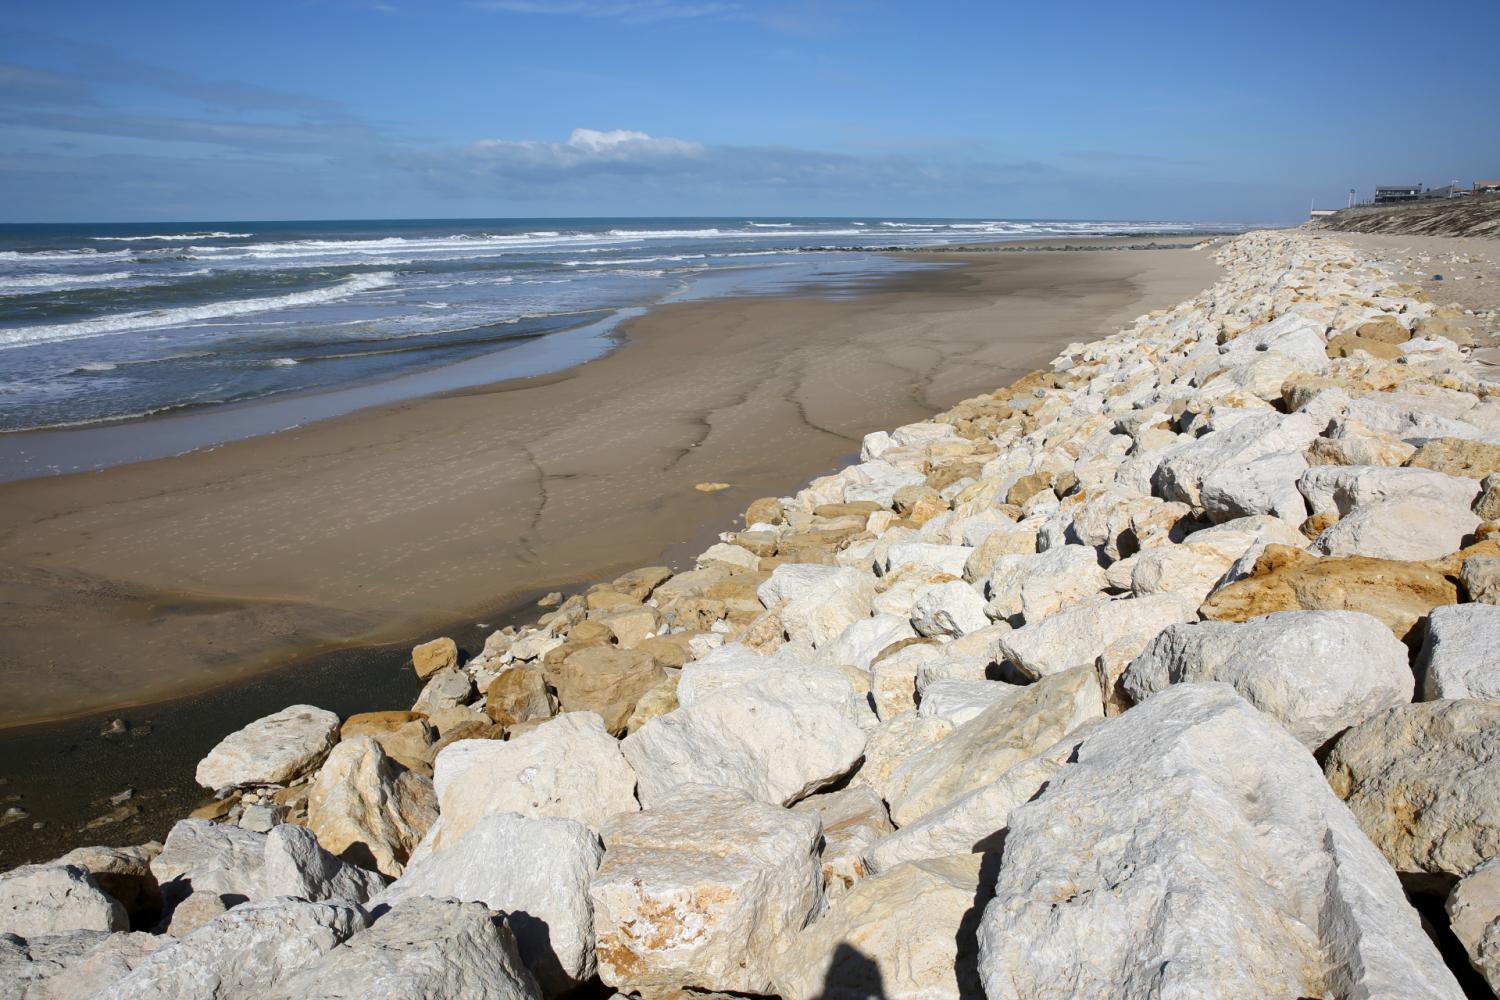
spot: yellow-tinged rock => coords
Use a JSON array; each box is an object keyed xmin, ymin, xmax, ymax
[
  {"xmin": 1199, "ymin": 544, "xmax": 1458, "ymax": 640},
  {"xmin": 411, "ymin": 637, "xmax": 458, "ymax": 679}
]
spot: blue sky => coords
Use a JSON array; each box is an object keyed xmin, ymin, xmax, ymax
[{"xmin": 1, "ymin": 0, "xmax": 1496, "ymax": 224}]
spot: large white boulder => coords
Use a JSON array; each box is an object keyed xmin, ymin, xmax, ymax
[
  {"xmin": 0, "ymin": 865, "xmax": 128, "ymax": 938},
  {"xmin": 976, "ymin": 684, "xmax": 1462, "ymax": 999},
  {"xmin": 1298, "ymin": 464, "xmax": 1481, "ymax": 517},
  {"xmin": 307, "ymin": 736, "xmax": 436, "ymax": 878},
  {"xmin": 790, "ymin": 785, "xmax": 894, "ymax": 901},
  {"xmin": 265, "ymin": 897, "xmax": 540, "ymax": 1000},
  {"xmin": 676, "ymin": 643, "xmax": 874, "ymax": 726},
  {"xmin": 884, "ymin": 665, "xmax": 1102, "ymax": 826},
  {"xmin": 1311, "ymin": 497, "xmax": 1479, "ymax": 561},
  {"xmin": 622, "ymin": 670, "xmax": 867, "ymax": 807},
  {"xmin": 917, "ymin": 679, "xmax": 1023, "ymax": 727},
  {"xmin": 51, "ymin": 843, "xmax": 160, "ymax": 923},
  {"xmin": 909, "ymin": 580, "xmax": 990, "ymax": 638},
  {"xmin": 849, "ymin": 711, "xmax": 954, "ymax": 799},
  {"xmin": 1199, "ymin": 450, "xmax": 1309, "ymax": 523},
  {"xmin": 0, "ymin": 929, "xmax": 162, "ymax": 999},
  {"xmin": 983, "ymin": 544, "xmax": 1106, "ymax": 624},
  {"xmin": 757, "ymin": 564, "xmax": 875, "ymax": 646},
  {"xmin": 97, "ymin": 897, "xmax": 369, "ymax": 999},
  {"xmin": 1448, "ymin": 858, "xmax": 1500, "ymax": 993},
  {"xmin": 429, "ymin": 712, "xmax": 638, "ymax": 848},
  {"xmin": 589, "ymin": 786, "xmax": 823, "ymax": 997},
  {"xmin": 261, "ymin": 824, "xmax": 386, "ymax": 905},
  {"xmin": 996, "ymin": 593, "xmax": 1196, "ymax": 680},
  {"xmin": 1418, "ymin": 603, "xmax": 1500, "ymax": 700},
  {"xmin": 151, "ymin": 819, "xmax": 267, "ymax": 923},
  {"xmin": 823, "ymin": 614, "xmax": 916, "ymax": 669},
  {"xmin": 772, "ymin": 855, "xmax": 989, "ymax": 1000},
  {"xmin": 1122, "ymin": 611, "xmax": 1413, "ymax": 749},
  {"xmin": 1127, "ymin": 543, "xmax": 1234, "ymax": 606},
  {"xmin": 842, "ymin": 459, "xmax": 927, "ymax": 506},
  {"xmin": 1220, "ymin": 312, "xmax": 1329, "ymax": 369},
  {"xmin": 1153, "ymin": 411, "xmax": 1320, "ymax": 507},
  {"xmin": 866, "ymin": 725, "xmax": 1095, "ymax": 873},
  {"xmin": 378, "ymin": 813, "xmax": 601, "ymax": 995},
  {"xmin": 1324, "ymin": 699, "xmax": 1500, "ymax": 883},
  {"xmin": 882, "ymin": 542, "xmax": 973, "ymax": 578},
  {"xmin": 194, "ymin": 705, "xmax": 340, "ymax": 790}
]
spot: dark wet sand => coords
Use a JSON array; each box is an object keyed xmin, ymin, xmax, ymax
[{"xmin": 0, "ymin": 239, "xmax": 1224, "ymax": 863}]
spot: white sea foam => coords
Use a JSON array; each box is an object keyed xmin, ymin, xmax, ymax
[
  {"xmin": 0, "ymin": 248, "xmax": 132, "ymax": 262},
  {"xmin": 561, "ymin": 253, "xmax": 710, "ymax": 266},
  {"xmin": 0, "ymin": 271, "xmax": 397, "ymax": 350},
  {"xmin": 0, "ymin": 271, "xmax": 136, "ymax": 294},
  {"xmin": 89, "ymin": 232, "xmax": 251, "ymax": 241}
]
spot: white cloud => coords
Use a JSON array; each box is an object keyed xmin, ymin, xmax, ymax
[{"xmin": 466, "ymin": 127, "xmax": 704, "ymax": 168}]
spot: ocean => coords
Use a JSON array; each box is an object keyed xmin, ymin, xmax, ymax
[{"xmin": 0, "ymin": 217, "xmax": 1226, "ymax": 437}]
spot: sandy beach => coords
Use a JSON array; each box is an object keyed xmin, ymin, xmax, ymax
[{"xmin": 0, "ymin": 239, "xmax": 1221, "ymax": 733}]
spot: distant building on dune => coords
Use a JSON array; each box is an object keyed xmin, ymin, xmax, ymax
[
  {"xmin": 1309, "ymin": 208, "xmax": 1338, "ymax": 218},
  {"xmin": 1374, "ymin": 185, "xmax": 1423, "ymax": 203},
  {"xmin": 1476, "ymin": 180, "xmax": 1500, "ymax": 195}
]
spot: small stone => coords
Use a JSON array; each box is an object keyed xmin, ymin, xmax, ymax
[
  {"xmin": 547, "ymin": 646, "xmax": 665, "ymax": 736},
  {"xmin": 1464, "ymin": 555, "xmax": 1500, "ymax": 604},
  {"xmin": 238, "ymin": 803, "xmax": 284, "ymax": 833},
  {"xmin": 412, "ymin": 637, "xmax": 459, "ymax": 679},
  {"xmin": 695, "ymin": 481, "xmax": 731, "ymax": 493},
  {"xmin": 412, "ymin": 666, "xmax": 474, "ymax": 714},
  {"xmin": 745, "ymin": 496, "xmax": 785, "ymax": 525},
  {"xmin": 484, "ymin": 667, "xmax": 554, "ymax": 726}
]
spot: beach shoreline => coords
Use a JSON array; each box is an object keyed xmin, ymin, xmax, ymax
[{"xmin": 0, "ymin": 238, "xmax": 1226, "ymax": 735}]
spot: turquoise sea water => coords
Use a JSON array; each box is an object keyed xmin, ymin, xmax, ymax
[{"xmin": 0, "ymin": 217, "xmax": 1229, "ymax": 436}]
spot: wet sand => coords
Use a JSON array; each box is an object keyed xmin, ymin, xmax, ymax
[{"xmin": 0, "ymin": 239, "xmax": 1223, "ymax": 731}]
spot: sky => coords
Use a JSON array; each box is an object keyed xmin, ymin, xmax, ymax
[{"xmin": 0, "ymin": 0, "xmax": 1496, "ymax": 225}]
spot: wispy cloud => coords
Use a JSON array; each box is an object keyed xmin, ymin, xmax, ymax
[
  {"xmin": 469, "ymin": 0, "xmax": 740, "ymax": 24},
  {"xmin": 1064, "ymin": 149, "xmax": 1207, "ymax": 168},
  {"xmin": 0, "ymin": 35, "xmax": 391, "ymax": 156},
  {"xmin": 392, "ymin": 126, "xmax": 1055, "ymax": 207},
  {"xmin": 0, "ymin": 109, "xmax": 383, "ymax": 153},
  {"xmin": 4, "ymin": 33, "xmax": 345, "ymax": 114},
  {"xmin": 0, "ymin": 60, "xmax": 98, "ymax": 106}
]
